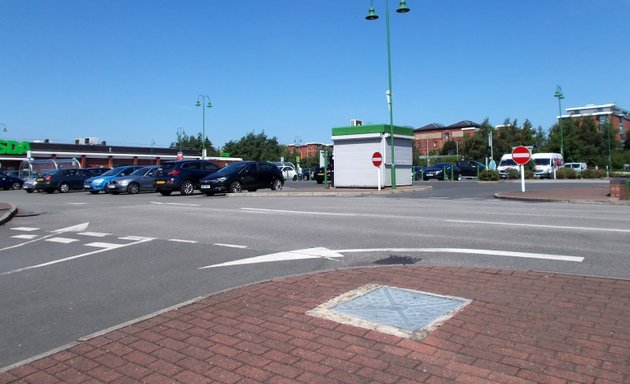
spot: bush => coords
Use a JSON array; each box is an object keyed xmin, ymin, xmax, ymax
[
  {"xmin": 506, "ymin": 168, "xmax": 520, "ymax": 179},
  {"xmin": 581, "ymin": 169, "xmax": 607, "ymax": 178},
  {"xmin": 556, "ymin": 168, "xmax": 578, "ymax": 179},
  {"xmin": 479, "ymin": 170, "xmax": 499, "ymax": 181}
]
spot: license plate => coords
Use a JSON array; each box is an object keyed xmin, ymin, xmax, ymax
[
  {"xmin": 107, "ymin": 184, "xmax": 115, "ymax": 189},
  {"xmin": 36, "ymin": 178, "xmax": 44, "ymax": 182},
  {"xmin": 156, "ymin": 180, "xmax": 165, "ymax": 185},
  {"xmin": 200, "ymin": 185, "xmax": 210, "ymax": 189},
  {"xmin": 426, "ymin": 173, "xmax": 434, "ymax": 177}
]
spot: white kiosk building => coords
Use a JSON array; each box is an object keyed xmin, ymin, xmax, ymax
[{"xmin": 332, "ymin": 124, "xmax": 414, "ymax": 188}]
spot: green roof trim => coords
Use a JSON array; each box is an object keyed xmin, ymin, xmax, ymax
[{"xmin": 332, "ymin": 124, "xmax": 414, "ymax": 137}]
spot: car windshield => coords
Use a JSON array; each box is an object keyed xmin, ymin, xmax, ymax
[
  {"xmin": 499, "ymin": 159, "xmax": 516, "ymax": 166},
  {"xmin": 130, "ymin": 167, "xmax": 149, "ymax": 176},
  {"xmin": 534, "ymin": 158, "xmax": 551, "ymax": 165},
  {"xmin": 214, "ymin": 162, "xmax": 248, "ymax": 176}
]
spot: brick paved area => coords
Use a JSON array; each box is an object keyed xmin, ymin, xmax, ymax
[{"xmin": 2, "ymin": 266, "xmax": 629, "ymax": 384}]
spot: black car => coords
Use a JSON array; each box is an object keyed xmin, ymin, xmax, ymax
[
  {"xmin": 35, "ymin": 168, "xmax": 107, "ymax": 193},
  {"xmin": 0, "ymin": 173, "xmax": 23, "ymax": 190},
  {"xmin": 456, "ymin": 160, "xmax": 485, "ymax": 177},
  {"xmin": 200, "ymin": 161, "xmax": 284, "ymax": 195},
  {"xmin": 154, "ymin": 159, "xmax": 220, "ymax": 196},
  {"xmin": 422, "ymin": 163, "xmax": 462, "ymax": 181},
  {"xmin": 313, "ymin": 167, "xmax": 333, "ymax": 185}
]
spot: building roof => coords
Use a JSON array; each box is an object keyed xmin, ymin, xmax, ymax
[{"xmin": 413, "ymin": 120, "xmax": 480, "ymax": 132}]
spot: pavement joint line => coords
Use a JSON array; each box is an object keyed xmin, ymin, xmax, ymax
[{"xmin": 446, "ymin": 219, "xmax": 630, "ymax": 233}]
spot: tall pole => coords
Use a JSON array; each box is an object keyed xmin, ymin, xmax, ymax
[
  {"xmin": 366, "ymin": 0, "xmax": 409, "ymax": 190},
  {"xmin": 554, "ymin": 86, "xmax": 565, "ymax": 157},
  {"xmin": 0, "ymin": 123, "xmax": 7, "ymax": 138},
  {"xmin": 195, "ymin": 95, "xmax": 212, "ymax": 159}
]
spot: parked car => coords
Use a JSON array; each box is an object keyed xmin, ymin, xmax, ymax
[
  {"xmin": 0, "ymin": 174, "xmax": 23, "ymax": 190},
  {"xmin": 532, "ymin": 153, "xmax": 564, "ymax": 179},
  {"xmin": 107, "ymin": 166, "xmax": 159, "ymax": 194},
  {"xmin": 456, "ymin": 160, "xmax": 485, "ymax": 177},
  {"xmin": 313, "ymin": 167, "xmax": 333, "ymax": 184},
  {"xmin": 154, "ymin": 159, "xmax": 220, "ymax": 196},
  {"xmin": 422, "ymin": 162, "xmax": 462, "ymax": 181},
  {"xmin": 276, "ymin": 165, "xmax": 297, "ymax": 181},
  {"xmin": 497, "ymin": 154, "xmax": 519, "ymax": 179},
  {"xmin": 200, "ymin": 161, "xmax": 284, "ymax": 195},
  {"xmin": 35, "ymin": 168, "xmax": 106, "ymax": 193},
  {"xmin": 301, "ymin": 167, "xmax": 311, "ymax": 180},
  {"xmin": 84, "ymin": 165, "xmax": 143, "ymax": 194},
  {"xmin": 22, "ymin": 176, "xmax": 39, "ymax": 193},
  {"xmin": 563, "ymin": 162, "xmax": 587, "ymax": 172},
  {"xmin": 412, "ymin": 165, "xmax": 426, "ymax": 181}
]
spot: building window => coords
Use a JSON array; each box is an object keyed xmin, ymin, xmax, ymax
[
  {"xmin": 444, "ymin": 133, "xmax": 450, "ymax": 140},
  {"xmin": 432, "ymin": 141, "xmax": 437, "ymax": 148}
]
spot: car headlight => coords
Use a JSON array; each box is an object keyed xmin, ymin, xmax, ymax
[
  {"xmin": 119, "ymin": 180, "xmax": 129, "ymax": 186},
  {"xmin": 216, "ymin": 177, "xmax": 227, "ymax": 182},
  {"xmin": 93, "ymin": 178, "xmax": 104, "ymax": 184}
]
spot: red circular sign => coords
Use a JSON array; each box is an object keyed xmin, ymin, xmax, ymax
[
  {"xmin": 512, "ymin": 146, "xmax": 531, "ymax": 165},
  {"xmin": 372, "ymin": 152, "xmax": 383, "ymax": 167}
]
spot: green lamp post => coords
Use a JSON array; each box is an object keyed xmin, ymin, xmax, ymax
[
  {"xmin": 195, "ymin": 95, "xmax": 212, "ymax": 159},
  {"xmin": 554, "ymin": 86, "xmax": 565, "ymax": 157},
  {"xmin": 366, "ymin": 0, "xmax": 409, "ymax": 190}
]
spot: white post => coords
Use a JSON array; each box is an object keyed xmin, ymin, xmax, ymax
[
  {"xmin": 520, "ymin": 165, "xmax": 526, "ymax": 192},
  {"xmin": 377, "ymin": 167, "xmax": 381, "ymax": 191}
]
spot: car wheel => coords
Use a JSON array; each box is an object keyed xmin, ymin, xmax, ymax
[
  {"xmin": 180, "ymin": 180, "xmax": 194, "ymax": 195},
  {"xmin": 160, "ymin": 190, "xmax": 172, "ymax": 196},
  {"xmin": 456, "ymin": 174, "xmax": 462, "ymax": 181},
  {"xmin": 59, "ymin": 183, "xmax": 70, "ymax": 193},
  {"xmin": 271, "ymin": 178, "xmax": 283, "ymax": 191},
  {"xmin": 292, "ymin": 175, "xmax": 297, "ymax": 181},
  {"xmin": 229, "ymin": 181, "xmax": 242, "ymax": 193},
  {"xmin": 11, "ymin": 182, "xmax": 22, "ymax": 190},
  {"xmin": 128, "ymin": 183, "xmax": 140, "ymax": 194}
]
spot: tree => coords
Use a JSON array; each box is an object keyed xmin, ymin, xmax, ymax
[
  {"xmin": 440, "ymin": 140, "xmax": 457, "ymax": 156},
  {"xmin": 461, "ymin": 118, "xmax": 492, "ymax": 161},
  {"xmin": 170, "ymin": 129, "xmax": 218, "ymax": 156},
  {"xmin": 222, "ymin": 131, "xmax": 282, "ymax": 161}
]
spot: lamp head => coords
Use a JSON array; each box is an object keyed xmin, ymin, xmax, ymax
[
  {"xmin": 206, "ymin": 102, "xmax": 212, "ymax": 108},
  {"xmin": 396, "ymin": 0, "xmax": 410, "ymax": 13},
  {"xmin": 366, "ymin": 1, "xmax": 379, "ymax": 20},
  {"xmin": 554, "ymin": 86, "xmax": 564, "ymax": 99},
  {"xmin": 195, "ymin": 100, "xmax": 201, "ymax": 107}
]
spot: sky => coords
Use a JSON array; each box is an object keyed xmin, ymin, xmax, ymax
[{"xmin": 1, "ymin": 0, "xmax": 629, "ymax": 149}]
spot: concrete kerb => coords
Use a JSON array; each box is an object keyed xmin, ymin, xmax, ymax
[
  {"xmin": 0, "ymin": 203, "xmax": 17, "ymax": 225},
  {"xmin": 225, "ymin": 185, "xmax": 431, "ymax": 197},
  {"xmin": 494, "ymin": 192, "xmax": 630, "ymax": 205}
]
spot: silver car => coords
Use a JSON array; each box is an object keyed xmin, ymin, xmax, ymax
[
  {"xmin": 22, "ymin": 176, "xmax": 39, "ymax": 193},
  {"xmin": 106, "ymin": 166, "xmax": 159, "ymax": 194}
]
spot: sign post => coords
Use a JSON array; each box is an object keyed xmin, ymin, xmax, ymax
[
  {"xmin": 372, "ymin": 151, "xmax": 383, "ymax": 191},
  {"xmin": 512, "ymin": 146, "xmax": 531, "ymax": 192}
]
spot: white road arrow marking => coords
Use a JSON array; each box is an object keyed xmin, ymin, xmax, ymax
[
  {"xmin": 199, "ymin": 247, "xmax": 344, "ymax": 269},
  {"xmin": 52, "ymin": 222, "xmax": 90, "ymax": 233}
]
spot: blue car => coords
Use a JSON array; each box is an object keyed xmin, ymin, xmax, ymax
[{"xmin": 83, "ymin": 165, "xmax": 143, "ymax": 194}]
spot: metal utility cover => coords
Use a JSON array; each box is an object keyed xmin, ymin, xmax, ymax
[{"xmin": 307, "ymin": 284, "xmax": 470, "ymax": 339}]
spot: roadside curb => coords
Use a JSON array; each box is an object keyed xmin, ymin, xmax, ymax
[
  {"xmin": 225, "ymin": 185, "xmax": 432, "ymax": 197},
  {"xmin": 0, "ymin": 203, "xmax": 17, "ymax": 225},
  {"xmin": 493, "ymin": 192, "xmax": 630, "ymax": 205}
]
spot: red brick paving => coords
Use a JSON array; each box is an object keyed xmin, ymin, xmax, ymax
[{"xmin": 2, "ymin": 266, "xmax": 630, "ymax": 383}]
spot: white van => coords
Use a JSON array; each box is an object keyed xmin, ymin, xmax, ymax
[
  {"xmin": 532, "ymin": 153, "xmax": 563, "ymax": 179},
  {"xmin": 497, "ymin": 154, "xmax": 519, "ymax": 179}
]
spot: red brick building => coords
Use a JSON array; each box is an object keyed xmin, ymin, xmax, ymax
[
  {"xmin": 563, "ymin": 103, "xmax": 630, "ymax": 142},
  {"xmin": 413, "ymin": 120, "xmax": 480, "ymax": 156}
]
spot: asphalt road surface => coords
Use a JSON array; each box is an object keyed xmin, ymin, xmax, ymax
[{"xmin": 1, "ymin": 180, "xmax": 628, "ymax": 368}]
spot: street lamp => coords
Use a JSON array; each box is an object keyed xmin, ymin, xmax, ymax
[
  {"xmin": 553, "ymin": 85, "xmax": 565, "ymax": 157},
  {"xmin": 366, "ymin": 0, "xmax": 410, "ymax": 191},
  {"xmin": 195, "ymin": 95, "xmax": 212, "ymax": 159},
  {"xmin": 0, "ymin": 123, "xmax": 7, "ymax": 138}
]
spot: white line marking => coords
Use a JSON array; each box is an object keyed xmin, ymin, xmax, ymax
[
  {"xmin": 168, "ymin": 239, "xmax": 198, "ymax": 244},
  {"xmin": 446, "ymin": 219, "xmax": 630, "ymax": 234},
  {"xmin": 199, "ymin": 247, "xmax": 344, "ymax": 269},
  {"xmin": 0, "ymin": 238, "xmax": 154, "ymax": 276},
  {"xmin": 150, "ymin": 202, "xmax": 200, "ymax": 207},
  {"xmin": 119, "ymin": 236, "xmax": 155, "ymax": 241},
  {"xmin": 335, "ymin": 248, "xmax": 584, "ymax": 262},
  {"xmin": 11, "ymin": 234, "xmax": 38, "ymax": 240},
  {"xmin": 84, "ymin": 242, "xmax": 123, "ymax": 249},
  {"xmin": 241, "ymin": 207, "xmax": 356, "ymax": 216},
  {"xmin": 46, "ymin": 237, "xmax": 79, "ymax": 244},
  {"xmin": 78, "ymin": 232, "xmax": 110, "ymax": 237},
  {"xmin": 53, "ymin": 222, "xmax": 90, "ymax": 233},
  {"xmin": 10, "ymin": 227, "xmax": 39, "ymax": 232},
  {"xmin": 66, "ymin": 203, "xmax": 88, "ymax": 205},
  {"xmin": 214, "ymin": 243, "xmax": 248, "ymax": 249}
]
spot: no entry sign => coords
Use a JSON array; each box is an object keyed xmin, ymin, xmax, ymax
[
  {"xmin": 372, "ymin": 152, "xmax": 383, "ymax": 167},
  {"xmin": 512, "ymin": 146, "xmax": 531, "ymax": 165}
]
